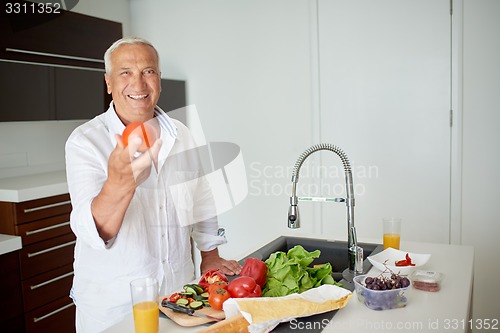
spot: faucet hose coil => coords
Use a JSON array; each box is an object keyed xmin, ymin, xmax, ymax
[{"xmin": 292, "ymin": 143, "xmax": 352, "ymax": 182}]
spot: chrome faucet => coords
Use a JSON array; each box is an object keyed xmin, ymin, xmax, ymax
[{"xmin": 287, "ymin": 143, "xmax": 362, "ymax": 274}]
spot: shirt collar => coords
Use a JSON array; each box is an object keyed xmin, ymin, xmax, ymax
[{"xmin": 153, "ymin": 105, "xmax": 178, "ymax": 139}]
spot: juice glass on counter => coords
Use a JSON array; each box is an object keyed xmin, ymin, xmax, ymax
[
  {"xmin": 383, "ymin": 218, "xmax": 401, "ymax": 250},
  {"xmin": 130, "ymin": 277, "xmax": 159, "ymax": 333}
]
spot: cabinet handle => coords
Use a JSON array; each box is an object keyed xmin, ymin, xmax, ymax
[
  {"xmin": 27, "ymin": 240, "xmax": 76, "ymax": 258},
  {"xmin": 33, "ymin": 302, "xmax": 74, "ymax": 323},
  {"xmin": 25, "ymin": 221, "xmax": 70, "ymax": 236},
  {"xmin": 30, "ymin": 271, "xmax": 74, "ymax": 290},
  {"xmin": 6, "ymin": 47, "xmax": 104, "ymax": 64},
  {"xmin": 23, "ymin": 200, "xmax": 71, "ymax": 213}
]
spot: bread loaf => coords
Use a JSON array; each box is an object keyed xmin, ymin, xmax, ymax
[{"xmin": 197, "ymin": 313, "xmax": 249, "ymax": 333}]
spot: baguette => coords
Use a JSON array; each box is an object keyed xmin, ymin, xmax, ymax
[{"xmin": 197, "ymin": 313, "xmax": 249, "ymax": 333}]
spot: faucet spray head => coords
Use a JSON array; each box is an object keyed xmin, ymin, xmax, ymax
[
  {"xmin": 288, "ymin": 196, "xmax": 300, "ymax": 229},
  {"xmin": 288, "ymin": 204, "xmax": 300, "ymax": 229}
]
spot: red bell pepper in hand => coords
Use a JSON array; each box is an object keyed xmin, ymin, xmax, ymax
[
  {"xmin": 228, "ymin": 276, "xmax": 262, "ymax": 298},
  {"xmin": 198, "ymin": 269, "xmax": 228, "ymax": 290},
  {"xmin": 240, "ymin": 257, "xmax": 267, "ymax": 288}
]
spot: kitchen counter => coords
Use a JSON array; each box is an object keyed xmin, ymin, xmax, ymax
[
  {"xmin": 0, "ymin": 170, "xmax": 68, "ymax": 202},
  {"xmin": 103, "ymin": 240, "xmax": 474, "ymax": 333},
  {"xmin": 0, "ymin": 233, "xmax": 22, "ymax": 255}
]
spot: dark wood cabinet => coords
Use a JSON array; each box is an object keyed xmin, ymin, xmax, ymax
[
  {"xmin": 0, "ymin": 2, "xmax": 121, "ymax": 121},
  {"xmin": 54, "ymin": 67, "xmax": 105, "ymax": 120},
  {"xmin": 0, "ymin": 61, "xmax": 52, "ymax": 121},
  {"xmin": 0, "ymin": 4, "xmax": 188, "ymax": 122},
  {"xmin": 0, "ymin": 194, "xmax": 76, "ymax": 333},
  {"xmin": 0, "ymin": 61, "xmax": 107, "ymax": 121},
  {"xmin": 0, "ymin": 251, "xmax": 25, "ymax": 333},
  {"xmin": 0, "ymin": 59, "xmax": 187, "ymax": 122}
]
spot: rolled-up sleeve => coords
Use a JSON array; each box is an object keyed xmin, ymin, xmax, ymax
[{"xmin": 191, "ymin": 216, "xmax": 227, "ymax": 252}]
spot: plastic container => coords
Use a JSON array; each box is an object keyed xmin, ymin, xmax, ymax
[
  {"xmin": 411, "ymin": 270, "xmax": 443, "ymax": 292},
  {"xmin": 353, "ymin": 275, "xmax": 409, "ymax": 310}
]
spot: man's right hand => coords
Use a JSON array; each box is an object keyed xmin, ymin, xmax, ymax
[
  {"xmin": 109, "ymin": 133, "xmax": 162, "ymax": 188},
  {"xmin": 91, "ymin": 133, "xmax": 162, "ymax": 243}
]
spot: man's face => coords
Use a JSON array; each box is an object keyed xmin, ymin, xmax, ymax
[{"xmin": 105, "ymin": 43, "xmax": 161, "ymax": 124}]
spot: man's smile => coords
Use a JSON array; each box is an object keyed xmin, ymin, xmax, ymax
[{"xmin": 128, "ymin": 94, "xmax": 149, "ymax": 100}]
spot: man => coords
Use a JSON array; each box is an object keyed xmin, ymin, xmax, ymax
[{"xmin": 65, "ymin": 36, "xmax": 241, "ymax": 332}]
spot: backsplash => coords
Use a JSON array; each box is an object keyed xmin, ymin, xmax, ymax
[{"xmin": 0, "ymin": 120, "xmax": 86, "ymax": 179}]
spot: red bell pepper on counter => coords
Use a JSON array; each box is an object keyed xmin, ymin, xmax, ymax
[
  {"xmin": 228, "ymin": 276, "xmax": 262, "ymax": 298},
  {"xmin": 395, "ymin": 253, "xmax": 416, "ymax": 267},
  {"xmin": 240, "ymin": 257, "xmax": 267, "ymax": 288},
  {"xmin": 198, "ymin": 269, "xmax": 228, "ymax": 290}
]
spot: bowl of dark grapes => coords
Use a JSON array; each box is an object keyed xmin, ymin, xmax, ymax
[{"xmin": 353, "ymin": 271, "xmax": 411, "ymax": 310}]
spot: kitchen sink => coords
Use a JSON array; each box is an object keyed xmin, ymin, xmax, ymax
[
  {"xmin": 239, "ymin": 236, "xmax": 383, "ymax": 333},
  {"xmin": 240, "ymin": 235, "xmax": 382, "ymax": 288}
]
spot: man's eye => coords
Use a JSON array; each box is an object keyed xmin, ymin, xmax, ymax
[
  {"xmin": 120, "ymin": 71, "xmax": 129, "ymax": 76},
  {"xmin": 144, "ymin": 69, "xmax": 156, "ymax": 75}
]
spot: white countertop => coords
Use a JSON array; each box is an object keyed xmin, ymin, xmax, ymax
[
  {"xmin": 103, "ymin": 240, "xmax": 474, "ymax": 333},
  {"xmin": 0, "ymin": 170, "xmax": 68, "ymax": 202},
  {"xmin": 0, "ymin": 233, "xmax": 22, "ymax": 255}
]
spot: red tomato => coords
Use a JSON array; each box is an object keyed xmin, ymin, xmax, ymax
[
  {"xmin": 208, "ymin": 288, "xmax": 230, "ymax": 311},
  {"xmin": 208, "ymin": 281, "xmax": 228, "ymax": 294},
  {"xmin": 121, "ymin": 121, "xmax": 157, "ymax": 152},
  {"xmin": 227, "ymin": 276, "xmax": 261, "ymax": 298}
]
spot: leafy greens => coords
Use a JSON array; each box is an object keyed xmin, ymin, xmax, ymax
[{"xmin": 262, "ymin": 245, "xmax": 343, "ymax": 297}]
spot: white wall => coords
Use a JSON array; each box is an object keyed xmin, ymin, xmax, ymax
[
  {"xmin": 462, "ymin": 0, "xmax": 500, "ymax": 325},
  {"xmin": 129, "ymin": 0, "xmax": 321, "ymax": 259}
]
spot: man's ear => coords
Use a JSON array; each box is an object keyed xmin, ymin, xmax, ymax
[{"xmin": 104, "ymin": 73, "xmax": 112, "ymax": 94}]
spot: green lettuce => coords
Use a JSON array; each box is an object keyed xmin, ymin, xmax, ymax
[{"xmin": 262, "ymin": 245, "xmax": 343, "ymax": 297}]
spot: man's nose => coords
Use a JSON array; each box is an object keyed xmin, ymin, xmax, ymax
[{"xmin": 130, "ymin": 73, "xmax": 146, "ymax": 90}]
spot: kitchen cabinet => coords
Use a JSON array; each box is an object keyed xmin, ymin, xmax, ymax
[
  {"xmin": 54, "ymin": 67, "xmax": 106, "ymax": 120},
  {"xmin": 0, "ymin": 251, "xmax": 24, "ymax": 333},
  {"xmin": 0, "ymin": 194, "xmax": 75, "ymax": 333},
  {"xmin": 0, "ymin": 60, "xmax": 186, "ymax": 122},
  {"xmin": 0, "ymin": 61, "xmax": 52, "ymax": 121},
  {"xmin": 0, "ymin": 3, "xmax": 121, "ymax": 121},
  {"xmin": 0, "ymin": 61, "xmax": 106, "ymax": 121}
]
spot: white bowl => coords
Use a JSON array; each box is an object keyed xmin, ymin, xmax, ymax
[{"xmin": 367, "ymin": 248, "xmax": 431, "ymax": 275}]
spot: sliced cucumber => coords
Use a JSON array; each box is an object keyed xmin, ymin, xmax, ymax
[
  {"xmin": 175, "ymin": 298, "xmax": 189, "ymax": 306},
  {"xmin": 178, "ymin": 292, "xmax": 194, "ymax": 297},
  {"xmin": 191, "ymin": 284, "xmax": 204, "ymax": 295},
  {"xmin": 202, "ymin": 300, "xmax": 210, "ymax": 307},
  {"xmin": 189, "ymin": 301, "xmax": 204, "ymax": 310},
  {"xmin": 183, "ymin": 285, "xmax": 198, "ymax": 295},
  {"xmin": 200, "ymin": 292, "xmax": 209, "ymax": 299}
]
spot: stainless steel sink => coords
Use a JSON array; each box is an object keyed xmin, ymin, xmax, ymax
[{"xmin": 239, "ymin": 236, "xmax": 382, "ymax": 332}]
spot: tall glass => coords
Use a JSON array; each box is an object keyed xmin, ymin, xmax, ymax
[
  {"xmin": 130, "ymin": 277, "xmax": 159, "ymax": 333},
  {"xmin": 383, "ymin": 218, "xmax": 401, "ymax": 250}
]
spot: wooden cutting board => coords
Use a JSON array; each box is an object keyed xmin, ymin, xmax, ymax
[{"xmin": 159, "ymin": 301, "xmax": 226, "ymax": 327}]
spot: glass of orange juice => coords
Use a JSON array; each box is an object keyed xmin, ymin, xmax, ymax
[
  {"xmin": 383, "ymin": 218, "xmax": 401, "ymax": 250},
  {"xmin": 130, "ymin": 277, "xmax": 159, "ymax": 333}
]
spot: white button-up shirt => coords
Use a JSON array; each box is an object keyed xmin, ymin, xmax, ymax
[{"xmin": 65, "ymin": 103, "xmax": 225, "ymax": 331}]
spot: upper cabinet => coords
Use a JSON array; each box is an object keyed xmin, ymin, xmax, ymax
[
  {"xmin": 0, "ymin": 4, "xmax": 120, "ymax": 121},
  {"xmin": 0, "ymin": 61, "xmax": 106, "ymax": 121},
  {"xmin": 0, "ymin": 7, "xmax": 187, "ymax": 122}
]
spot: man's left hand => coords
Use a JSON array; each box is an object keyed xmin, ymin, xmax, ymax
[{"xmin": 200, "ymin": 249, "xmax": 242, "ymax": 276}]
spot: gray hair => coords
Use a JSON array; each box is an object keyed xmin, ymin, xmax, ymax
[{"xmin": 104, "ymin": 36, "xmax": 160, "ymax": 74}]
